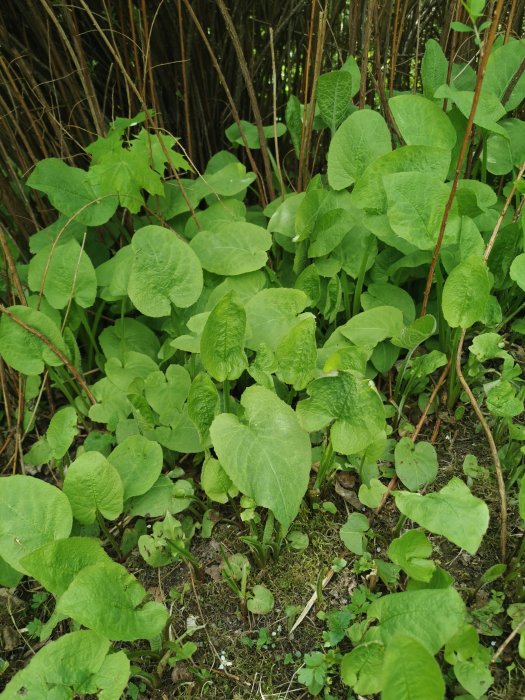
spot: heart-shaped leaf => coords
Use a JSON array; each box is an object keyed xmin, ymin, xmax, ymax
[
  {"xmin": 395, "ymin": 438, "xmax": 438, "ymax": 491},
  {"xmin": 64, "ymin": 451, "xmax": 124, "ymax": 524}
]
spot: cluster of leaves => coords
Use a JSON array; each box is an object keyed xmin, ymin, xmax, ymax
[{"xmin": 0, "ymin": 31, "xmax": 524, "ymax": 700}]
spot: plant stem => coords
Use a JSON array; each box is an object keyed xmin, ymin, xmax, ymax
[{"xmin": 96, "ymin": 512, "xmax": 122, "ymax": 559}]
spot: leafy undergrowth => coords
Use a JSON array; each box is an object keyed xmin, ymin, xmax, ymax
[{"xmin": 1, "ymin": 23, "xmax": 525, "ymax": 700}]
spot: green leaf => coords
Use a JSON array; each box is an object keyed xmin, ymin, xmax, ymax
[
  {"xmin": 0, "ymin": 475, "xmax": 72, "ymax": 573},
  {"xmin": 358, "ymin": 478, "xmax": 388, "ymax": 509},
  {"xmin": 28, "ymin": 240, "xmax": 97, "ymax": 309},
  {"xmin": 20, "ymin": 537, "xmax": 112, "ymax": 596},
  {"xmin": 486, "ymin": 380, "xmax": 524, "ymax": 418},
  {"xmin": 484, "ymin": 38, "xmax": 525, "ymax": 112},
  {"xmin": 317, "ymin": 70, "xmax": 354, "ymax": 132},
  {"xmin": 382, "ymin": 635, "xmax": 445, "ymax": 700},
  {"xmin": 442, "ymin": 256, "xmax": 491, "ymax": 328},
  {"xmin": 275, "ymin": 315, "xmax": 317, "ymax": 390},
  {"xmin": 421, "ymin": 39, "xmax": 448, "ymax": 99},
  {"xmin": 187, "ymin": 372, "xmax": 220, "ymax": 441},
  {"xmin": 99, "ymin": 317, "xmax": 160, "ymax": 362},
  {"xmin": 361, "ymin": 282, "xmax": 416, "ymax": 324},
  {"xmin": 57, "ymin": 561, "xmax": 168, "ymax": 641},
  {"xmin": 27, "ymin": 158, "xmax": 118, "ymax": 225},
  {"xmin": 338, "ymin": 306, "xmax": 404, "ymax": 348},
  {"xmin": 435, "ymin": 85, "xmax": 507, "ymax": 136},
  {"xmin": 395, "ymin": 438, "xmax": 438, "ymax": 491},
  {"xmin": 46, "ymin": 406, "xmax": 78, "ymax": 459},
  {"xmin": 389, "ymin": 94, "xmax": 456, "ymax": 150},
  {"xmin": 286, "ymin": 95, "xmax": 302, "ymax": 156},
  {"xmin": 200, "ymin": 292, "xmax": 247, "ymax": 381},
  {"xmin": 510, "ymin": 253, "xmax": 525, "ymax": 291},
  {"xmin": 201, "ymin": 457, "xmax": 235, "ymax": 504},
  {"xmin": 210, "ymin": 386, "xmax": 311, "ymax": 529},
  {"xmin": 1, "ymin": 631, "xmax": 129, "ymax": 700},
  {"xmin": 384, "ymin": 172, "xmax": 458, "ymax": 251},
  {"xmin": 190, "ymin": 222, "xmax": 271, "ymax": 275},
  {"xmin": 394, "ymin": 477, "xmax": 490, "ymax": 554},
  {"xmin": 127, "ymin": 475, "xmax": 194, "ymax": 517},
  {"xmin": 107, "ymin": 435, "xmax": 163, "ymax": 500},
  {"xmin": 247, "ymin": 585, "xmax": 275, "ymax": 615},
  {"xmin": 368, "ymin": 587, "xmax": 465, "ymax": 654},
  {"xmin": 144, "ymin": 364, "xmax": 190, "ymax": 425},
  {"xmin": 0, "ymin": 305, "xmax": 68, "ymax": 375},
  {"xmin": 225, "ymin": 120, "xmax": 286, "ymax": 148},
  {"xmin": 297, "ymin": 372, "xmax": 386, "ymax": 455},
  {"xmin": 63, "ymin": 452, "xmax": 124, "ymax": 524},
  {"xmin": 340, "ymin": 641, "xmax": 384, "ymax": 694},
  {"xmin": 392, "ymin": 314, "xmax": 437, "ymax": 350},
  {"xmin": 0, "ymin": 556, "xmax": 23, "ymax": 587},
  {"xmin": 519, "ymin": 474, "xmax": 525, "ymax": 521},
  {"xmin": 327, "ymin": 109, "xmax": 392, "ymax": 189},
  {"xmin": 340, "ymin": 513, "xmax": 369, "ymax": 555},
  {"xmin": 128, "ymin": 225, "xmax": 203, "ymax": 317},
  {"xmin": 387, "ymin": 530, "xmax": 436, "ymax": 582},
  {"xmin": 245, "ymin": 288, "xmax": 309, "ymax": 351}
]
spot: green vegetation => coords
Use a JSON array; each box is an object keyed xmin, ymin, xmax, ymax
[{"xmin": 0, "ymin": 1, "xmax": 525, "ymax": 698}]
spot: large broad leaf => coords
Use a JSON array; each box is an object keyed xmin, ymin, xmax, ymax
[
  {"xmin": 340, "ymin": 641, "xmax": 384, "ymax": 694},
  {"xmin": 352, "ymin": 145, "xmax": 451, "ymax": 213},
  {"xmin": 297, "ymin": 372, "xmax": 386, "ymax": 455},
  {"xmin": 1, "ymin": 631, "xmax": 129, "ymax": 700},
  {"xmin": 368, "ymin": 587, "xmax": 465, "ymax": 654},
  {"xmin": 128, "ymin": 225, "xmax": 203, "ymax": 316},
  {"xmin": 327, "ymin": 109, "xmax": 392, "ymax": 189},
  {"xmin": 395, "ymin": 477, "xmax": 490, "ymax": 554},
  {"xmin": 187, "ymin": 372, "xmax": 220, "ymax": 440},
  {"xmin": 316, "ymin": 70, "xmax": 354, "ymax": 132},
  {"xmin": 210, "ymin": 386, "xmax": 311, "ymax": 529},
  {"xmin": 144, "ymin": 364, "xmax": 190, "ymax": 426},
  {"xmin": 442, "ymin": 256, "xmax": 491, "ymax": 328},
  {"xmin": 361, "ymin": 282, "xmax": 416, "ymax": 324},
  {"xmin": 99, "ymin": 317, "xmax": 160, "ymax": 361},
  {"xmin": 0, "ymin": 475, "xmax": 72, "ymax": 573},
  {"xmin": 20, "ymin": 537, "xmax": 112, "ymax": 596},
  {"xmin": 107, "ymin": 435, "xmax": 163, "ymax": 500},
  {"xmin": 57, "ymin": 561, "xmax": 168, "ymax": 641},
  {"xmin": 190, "ymin": 222, "xmax": 271, "ymax": 275},
  {"xmin": 421, "ymin": 39, "xmax": 448, "ymax": 98},
  {"xmin": 394, "ymin": 438, "xmax": 438, "ymax": 491},
  {"xmin": 275, "ymin": 315, "xmax": 317, "ymax": 390},
  {"xmin": 200, "ymin": 291, "xmax": 247, "ymax": 381},
  {"xmin": 483, "ymin": 38, "xmax": 525, "ymax": 112},
  {"xmin": 245, "ymin": 288, "xmax": 309, "ymax": 350},
  {"xmin": 27, "ymin": 158, "xmax": 118, "ymax": 225},
  {"xmin": 338, "ymin": 306, "xmax": 404, "ymax": 348},
  {"xmin": 435, "ymin": 85, "xmax": 507, "ymax": 137},
  {"xmin": 382, "ymin": 635, "xmax": 445, "ymax": 700},
  {"xmin": 387, "ymin": 530, "xmax": 436, "ymax": 582},
  {"xmin": 46, "ymin": 406, "xmax": 78, "ymax": 459},
  {"xmin": 389, "ymin": 94, "xmax": 456, "ymax": 151},
  {"xmin": 510, "ymin": 253, "xmax": 525, "ymax": 291},
  {"xmin": 0, "ymin": 305, "xmax": 68, "ymax": 375},
  {"xmin": 127, "ymin": 475, "xmax": 194, "ymax": 517},
  {"xmin": 384, "ymin": 172, "xmax": 458, "ymax": 250},
  {"xmin": 63, "ymin": 452, "xmax": 124, "ymax": 524},
  {"xmin": 28, "ymin": 240, "xmax": 97, "ymax": 309}
]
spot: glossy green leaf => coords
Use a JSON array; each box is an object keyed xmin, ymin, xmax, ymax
[
  {"xmin": 200, "ymin": 292, "xmax": 247, "ymax": 381},
  {"xmin": 327, "ymin": 109, "xmax": 391, "ymax": 189},
  {"xmin": 63, "ymin": 451, "xmax": 124, "ymax": 524},
  {"xmin": 275, "ymin": 315, "xmax": 317, "ymax": 390},
  {"xmin": 297, "ymin": 372, "xmax": 386, "ymax": 455},
  {"xmin": 368, "ymin": 587, "xmax": 465, "ymax": 653},
  {"xmin": 339, "ymin": 306, "xmax": 404, "ymax": 348},
  {"xmin": 20, "ymin": 537, "xmax": 112, "ymax": 596},
  {"xmin": 395, "ymin": 477, "xmax": 490, "ymax": 554},
  {"xmin": 317, "ymin": 70, "xmax": 354, "ymax": 132},
  {"xmin": 57, "ymin": 561, "xmax": 168, "ymax": 640},
  {"xmin": 442, "ymin": 256, "xmax": 491, "ymax": 328},
  {"xmin": 390, "ymin": 94, "xmax": 456, "ymax": 150},
  {"xmin": 190, "ymin": 222, "xmax": 271, "ymax": 275},
  {"xmin": 340, "ymin": 641, "xmax": 384, "ymax": 694},
  {"xmin": 27, "ymin": 158, "xmax": 118, "ymax": 225},
  {"xmin": 210, "ymin": 386, "xmax": 311, "ymax": 529},
  {"xmin": 387, "ymin": 530, "xmax": 436, "ymax": 582},
  {"xmin": 28, "ymin": 240, "xmax": 97, "ymax": 309},
  {"xmin": 384, "ymin": 172, "xmax": 458, "ymax": 250},
  {"xmin": 382, "ymin": 635, "xmax": 445, "ymax": 700},
  {"xmin": 0, "ymin": 305, "xmax": 68, "ymax": 375},
  {"xmin": 128, "ymin": 225, "xmax": 203, "ymax": 316},
  {"xmin": 1, "ymin": 631, "xmax": 129, "ymax": 700},
  {"xmin": 107, "ymin": 435, "xmax": 163, "ymax": 500},
  {"xmin": 245, "ymin": 288, "xmax": 309, "ymax": 350},
  {"xmin": 395, "ymin": 438, "xmax": 438, "ymax": 491},
  {"xmin": 0, "ymin": 475, "xmax": 72, "ymax": 574}
]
